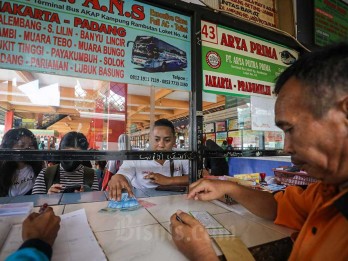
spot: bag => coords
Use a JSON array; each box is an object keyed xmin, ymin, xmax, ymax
[{"xmin": 44, "ymin": 164, "xmax": 95, "ymax": 192}]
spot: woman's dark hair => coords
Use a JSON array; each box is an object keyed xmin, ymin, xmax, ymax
[
  {"xmin": 0, "ymin": 128, "xmax": 43, "ymax": 197},
  {"xmin": 1, "ymin": 128, "xmax": 38, "ymax": 149},
  {"xmin": 59, "ymin": 131, "xmax": 89, "ymax": 150},
  {"xmin": 58, "ymin": 132, "xmax": 90, "ymax": 170},
  {"xmin": 154, "ymin": 118, "xmax": 175, "ymax": 136}
]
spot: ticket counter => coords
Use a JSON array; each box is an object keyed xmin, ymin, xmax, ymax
[{"xmin": 0, "ymin": 190, "xmax": 294, "ymax": 260}]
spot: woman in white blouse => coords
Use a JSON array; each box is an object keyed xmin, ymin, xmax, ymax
[{"xmin": 0, "ymin": 128, "xmax": 44, "ymax": 197}]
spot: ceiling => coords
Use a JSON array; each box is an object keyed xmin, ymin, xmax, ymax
[{"xmin": 0, "ymin": 68, "xmax": 226, "ymax": 136}]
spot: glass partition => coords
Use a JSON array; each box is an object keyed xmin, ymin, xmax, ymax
[
  {"xmin": 0, "ymin": 0, "xmax": 193, "ymax": 160},
  {"xmin": 0, "ymin": 69, "xmax": 191, "ymax": 152},
  {"xmin": 203, "ymin": 93, "xmax": 285, "ymax": 153},
  {"xmin": 0, "ymin": 0, "xmax": 304, "ymax": 199}
]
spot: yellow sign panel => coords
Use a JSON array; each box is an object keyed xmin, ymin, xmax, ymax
[{"xmin": 220, "ymin": 0, "xmax": 276, "ymax": 28}]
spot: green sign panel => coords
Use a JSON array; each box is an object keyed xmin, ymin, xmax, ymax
[
  {"xmin": 314, "ymin": 0, "xmax": 348, "ymax": 46},
  {"xmin": 201, "ymin": 21, "xmax": 298, "ymax": 98}
]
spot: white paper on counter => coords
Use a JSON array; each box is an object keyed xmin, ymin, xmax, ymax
[{"xmin": 0, "ymin": 209, "xmax": 106, "ymax": 261}]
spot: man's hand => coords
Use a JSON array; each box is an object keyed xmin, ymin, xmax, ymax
[
  {"xmin": 144, "ymin": 172, "xmax": 172, "ymax": 185},
  {"xmin": 108, "ymin": 174, "xmax": 134, "ymax": 201},
  {"xmin": 189, "ymin": 179, "xmax": 278, "ymax": 220},
  {"xmin": 22, "ymin": 207, "xmax": 61, "ymax": 246},
  {"xmin": 170, "ymin": 210, "xmax": 218, "ymax": 261},
  {"xmin": 187, "ymin": 179, "xmax": 232, "ymax": 201}
]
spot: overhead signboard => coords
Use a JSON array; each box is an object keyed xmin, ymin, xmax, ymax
[
  {"xmin": 0, "ymin": 0, "xmax": 191, "ymax": 91},
  {"xmin": 314, "ymin": 0, "xmax": 348, "ymax": 46},
  {"xmin": 201, "ymin": 20, "xmax": 298, "ymax": 98},
  {"xmin": 219, "ymin": 0, "xmax": 277, "ymax": 28}
]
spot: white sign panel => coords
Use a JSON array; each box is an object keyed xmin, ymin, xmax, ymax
[{"xmin": 251, "ymin": 96, "xmax": 281, "ymax": 131}]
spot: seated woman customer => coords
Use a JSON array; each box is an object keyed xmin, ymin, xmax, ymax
[
  {"xmin": 32, "ymin": 131, "xmax": 99, "ymax": 194},
  {"xmin": 0, "ymin": 128, "xmax": 44, "ymax": 197}
]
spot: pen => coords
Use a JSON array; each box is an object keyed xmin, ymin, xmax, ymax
[
  {"xmin": 39, "ymin": 203, "xmax": 48, "ymax": 214},
  {"xmin": 176, "ymin": 214, "xmax": 183, "ymax": 223}
]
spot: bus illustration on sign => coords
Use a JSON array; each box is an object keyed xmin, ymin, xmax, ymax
[{"xmin": 127, "ymin": 36, "xmax": 187, "ymax": 72}]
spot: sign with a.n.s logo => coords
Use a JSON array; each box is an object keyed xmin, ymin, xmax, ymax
[{"xmin": 0, "ymin": 0, "xmax": 191, "ymax": 91}]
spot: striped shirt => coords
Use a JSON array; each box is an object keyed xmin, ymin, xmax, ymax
[{"xmin": 32, "ymin": 164, "xmax": 99, "ymax": 194}]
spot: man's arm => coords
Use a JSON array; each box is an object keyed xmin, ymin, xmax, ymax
[
  {"xmin": 144, "ymin": 159, "xmax": 189, "ymax": 186},
  {"xmin": 188, "ymin": 179, "xmax": 277, "ymax": 220},
  {"xmin": 6, "ymin": 207, "xmax": 61, "ymax": 261},
  {"xmin": 5, "ymin": 244, "xmax": 50, "ymax": 261},
  {"xmin": 144, "ymin": 174, "xmax": 188, "ymax": 185},
  {"xmin": 169, "ymin": 175, "xmax": 189, "ymax": 185},
  {"xmin": 108, "ymin": 174, "xmax": 134, "ymax": 200},
  {"xmin": 108, "ymin": 161, "xmax": 136, "ymax": 200}
]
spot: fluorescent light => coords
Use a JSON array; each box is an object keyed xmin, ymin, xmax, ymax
[
  {"xmin": 79, "ymin": 111, "xmax": 125, "ymax": 121},
  {"xmin": 0, "ymin": 91, "xmax": 27, "ymax": 97},
  {"xmin": 62, "ymin": 97, "xmax": 94, "ymax": 102}
]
